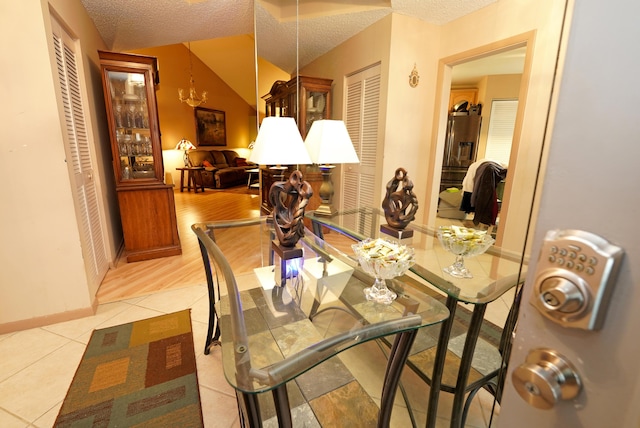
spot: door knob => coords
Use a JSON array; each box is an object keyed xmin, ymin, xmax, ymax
[{"xmin": 512, "ymin": 348, "xmax": 582, "ymax": 409}]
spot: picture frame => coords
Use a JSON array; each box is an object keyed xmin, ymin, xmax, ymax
[{"xmin": 195, "ymin": 107, "xmax": 226, "ymax": 146}]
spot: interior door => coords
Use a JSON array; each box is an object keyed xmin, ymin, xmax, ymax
[
  {"xmin": 342, "ymin": 63, "xmax": 381, "ymax": 233},
  {"xmin": 499, "ymin": 1, "xmax": 640, "ymax": 425},
  {"xmin": 52, "ymin": 17, "xmax": 109, "ymax": 295}
]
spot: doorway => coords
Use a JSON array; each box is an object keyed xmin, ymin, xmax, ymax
[{"xmin": 436, "ymin": 46, "xmax": 525, "ymax": 234}]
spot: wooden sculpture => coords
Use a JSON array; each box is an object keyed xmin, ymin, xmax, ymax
[
  {"xmin": 269, "ymin": 170, "xmax": 313, "ymax": 247},
  {"xmin": 382, "ymin": 167, "xmax": 419, "ymax": 231}
]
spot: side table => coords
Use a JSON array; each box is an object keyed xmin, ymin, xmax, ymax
[
  {"xmin": 176, "ymin": 167, "xmax": 205, "ymax": 193},
  {"xmin": 246, "ymin": 168, "xmax": 260, "ymax": 189}
]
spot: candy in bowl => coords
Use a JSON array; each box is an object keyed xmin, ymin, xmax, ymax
[
  {"xmin": 437, "ymin": 225, "xmax": 495, "ymax": 279},
  {"xmin": 352, "ymin": 238, "xmax": 415, "ymax": 304}
]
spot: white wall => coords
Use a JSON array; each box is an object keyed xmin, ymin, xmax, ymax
[{"xmin": 0, "ymin": 0, "xmax": 117, "ymax": 330}]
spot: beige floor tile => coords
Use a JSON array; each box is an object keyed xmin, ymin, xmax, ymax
[
  {"xmin": 0, "ymin": 328, "xmax": 70, "ymax": 382},
  {"xmin": 199, "ymin": 385, "xmax": 240, "ymax": 428},
  {"xmin": 0, "ymin": 270, "xmax": 504, "ymax": 427},
  {"xmin": 0, "ymin": 340, "xmax": 85, "ymax": 423},
  {"xmin": 33, "ymin": 401, "xmax": 61, "ymax": 428},
  {"xmin": 41, "ymin": 301, "xmax": 134, "ymax": 341},
  {"xmin": 0, "ymin": 408, "xmax": 29, "ymax": 428},
  {"xmin": 135, "ymin": 284, "xmax": 208, "ymax": 313},
  {"xmin": 91, "ymin": 304, "xmax": 164, "ymax": 330},
  {"xmin": 0, "ymin": 331, "xmax": 17, "ymax": 343},
  {"xmin": 190, "ymin": 293, "xmax": 212, "ymax": 325},
  {"xmin": 196, "ymin": 346, "xmax": 236, "ymax": 396}
]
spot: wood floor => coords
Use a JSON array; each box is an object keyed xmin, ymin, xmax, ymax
[{"xmin": 96, "ymin": 186, "xmax": 262, "ymax": 303}]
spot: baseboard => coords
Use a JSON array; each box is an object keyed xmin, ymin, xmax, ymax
[{"xmin": 0, "ymin": 299, "xmax": 98, "ymax": 335}]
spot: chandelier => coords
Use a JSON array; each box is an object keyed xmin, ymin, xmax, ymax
[{"xmin": 178, "ymin": 42, "xmax": 207, "ymax": 108}]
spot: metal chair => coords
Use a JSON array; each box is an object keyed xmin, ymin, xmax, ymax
[{"xmin": 460, "ymin": 285, "xmax": 523, "ymax": 425}]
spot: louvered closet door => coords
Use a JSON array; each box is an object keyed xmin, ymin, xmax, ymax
[
  {"xmin": 342, "ymin": 64, "xmax": 381, "ymax": 235},
  {"xmin": 52, "ymin": 17, "xmax": 109, "ymax": 295}
]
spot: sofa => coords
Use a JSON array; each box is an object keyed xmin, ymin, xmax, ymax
[{"xmin": 188, "ymin": 149, "xmax": 256, "ymax": 189}]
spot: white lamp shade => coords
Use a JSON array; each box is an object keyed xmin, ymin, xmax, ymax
[
  {"xmin": 248, "ymin": 117, "xmax": 311, "ymax": 165},
  {"xmin": 305, "ymin": 120, "xmax": 360, "ymax": 165}
]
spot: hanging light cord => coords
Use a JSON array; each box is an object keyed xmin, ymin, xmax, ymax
[
  {"xmin": 188, "ymin": 42, "xmax": 194, "ymax": 81},
  {"xmin": 254, "ymin": 0, "xmax": 260, "ymax": 131},
  {"xmin": 296, "ymin": 0, "xmax": 300, "ymax": 125}
]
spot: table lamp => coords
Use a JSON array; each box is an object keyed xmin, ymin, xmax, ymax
[
  {"xmin": 305, "ymin": 120, "xmax": 360, "ymax": 216},
  {"xmin": 249, "ymin": 116, "xmax": 313, "ymax": 251},
  {"xmin": 175, "ymin": 138, "xmax": 196, "ymax": 167}
]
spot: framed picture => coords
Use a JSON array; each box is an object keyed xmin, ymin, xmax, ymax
[{"xmin": 195, "ymin": 107, "xmax": 226, "ymax": 146}]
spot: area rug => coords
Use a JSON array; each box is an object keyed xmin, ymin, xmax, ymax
[{"xmin": 54, "ymin": 310, "xmax": 203, "ymax": 427}]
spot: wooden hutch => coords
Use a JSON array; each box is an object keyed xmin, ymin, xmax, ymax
[
  {"xmin": 98, "ymin": 51, "xmax": 181, "ymax": 262},
  {"xmin": 260, "ymin": 76, "xmax": 333, "ymax": 215}
]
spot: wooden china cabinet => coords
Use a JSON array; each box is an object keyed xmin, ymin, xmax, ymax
[
  {"xmin": 260, "ymin": 76, "xmax": 332, "ymax": 215},
  {"xmin": 98, "ymin": 51, "xmax": 181, "ymax": 262},
  {"xmin": 262, "ymin": 75, "xmax": 332, "ymax": 138}
]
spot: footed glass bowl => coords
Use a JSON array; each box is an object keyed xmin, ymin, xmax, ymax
[
  {"xmin": 352, "ymin": 238, "xmax": 415, "ymax": 304},
  {"xmin": 437, "ymin": 226, "xmax": 495, "ymax": 278}
]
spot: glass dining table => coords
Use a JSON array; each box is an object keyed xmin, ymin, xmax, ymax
[
  {"xmin": 192, "ymin": 217, "xmax": 450, "ymax": 427},
  {"xmin": 306, "ymin": 207, "xmax": 527, "ymax": 428}
]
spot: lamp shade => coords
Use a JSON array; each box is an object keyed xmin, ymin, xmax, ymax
[
  {"xmin": 248, "ymin": 117, "xmax": 311, "ymax": 165},
  {"xmin": 175, "ymin": 139, "xmax": 196, "ymax": 151},
  {"xmin": 305, "ymin": 120, "xmax": 359, "ymax": 165}
]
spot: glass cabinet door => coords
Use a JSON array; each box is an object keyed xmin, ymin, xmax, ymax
[
  {"xmin": 304, "ymin": 90, "xmax": 328, "ymax": 136},
  {"xmin": 106, "ymin": 70, "xmax": 157, "ymax": 182}
]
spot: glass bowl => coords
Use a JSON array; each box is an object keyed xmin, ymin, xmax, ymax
[
  {"xmin": 437, "ymin": 225, "xmax": 495, "ymax": 278},
  {"xmin": 352, "ymin": 238, "xmax": 415, "ymax": 304}
]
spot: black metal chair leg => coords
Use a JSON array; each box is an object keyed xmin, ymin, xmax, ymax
[
  {"xmin": 450, "ymin": 303, "xmax": 487, "ymax": 428},
  {"xmin": 426, "ymin": 295, "xmax": 458, "ymax": 428},
  {"xmin": 238, "ymin": 392, "xmax": 262, "ymax": 428},
  {"xmin": 272, "ymin": 385, "xmax": 293, "ymax": 428},
  {"xmin": 198, "ymin": 240, "xmax": 221, "ymax": 354},
  {"xmin": 379, "ymin": 330, "xmax": 418, "ymax": 428}
]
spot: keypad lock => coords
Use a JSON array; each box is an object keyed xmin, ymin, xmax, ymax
[{"xmin": 531, "ymin": 229, "xmax": 624, "ymax": 330}]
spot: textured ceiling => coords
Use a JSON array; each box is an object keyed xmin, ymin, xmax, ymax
[
  {"xmin": 81, "ymin": 0, "xmax": 521, "ymax": 110},
  {"xmin": 81, "ymin": 0, "xmax": 497, "ymax": 74}
]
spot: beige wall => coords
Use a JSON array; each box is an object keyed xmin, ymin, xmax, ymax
[
  {"xmin": 432, "ymin": 0, "xmax": 567, "ymax": 254},
  {"xmin": 130, "ymin": 44, "xmax": 258, "ymax": 185},
  {"xmin": 0, "ymin": 0, "xmax": 116, "ymax": 330},
  {"xmin": 303, "ymin": 0, "xmax": 566, "ymax": 255},
  {"xmin": 476, "ymin": 74, "xmax": 523, "ymax": 157}
]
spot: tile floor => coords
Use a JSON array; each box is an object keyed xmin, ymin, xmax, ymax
[{"xmin": 0, "ymin": 278, "xmax": 512, "ymax": 427}]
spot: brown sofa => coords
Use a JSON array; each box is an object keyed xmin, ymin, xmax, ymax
[{"xmin": 188, "ymin": 149, "xmax": 255, "ymax": 189}]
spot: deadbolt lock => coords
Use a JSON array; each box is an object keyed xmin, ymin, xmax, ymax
[
  {"xmin": 530, "ymin": 229, "xmax": 624, "ymax": 330},
  {"xmin": 512, "ymin": 348, "xmax": 582, "ymax": 410}
]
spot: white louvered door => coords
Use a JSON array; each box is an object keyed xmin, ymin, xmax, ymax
[
  {"xmin": 52, "ymin": 17, "xmax": 108, "ymax": 295},
  {"xmin": 342, "ymin": 64, "xmax": 381, "ymax": 234}
]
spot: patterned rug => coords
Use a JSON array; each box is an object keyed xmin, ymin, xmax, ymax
[{"xmin": 54, "ymin": 310, "xmax": 203, "ymax": 427}]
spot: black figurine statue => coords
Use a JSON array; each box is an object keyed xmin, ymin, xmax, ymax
[
  {"xmin": 269, "ymin": 170, "xmax": 313, "ymax": 247},
  {"xmin": 381, "ymin": 167, "xmax": 419, "ymax": 230}
]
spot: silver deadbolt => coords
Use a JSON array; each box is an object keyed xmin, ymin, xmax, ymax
[
  {"xmin": 530, "ymin": 229, "xmax": 624, "ymax": 330},
  {"xmin": 539, "ymin": 276, "xmax": 585, "ymax": 313},
  {"xmin": 512, "ymin": 348, "xmax": 582, "ymax": 410}
]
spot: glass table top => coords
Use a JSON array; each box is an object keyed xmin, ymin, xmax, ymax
[
  {"xmin": 192, "ymin": 217, "xmax": 450, "ymax": 394},
  {"xmin": 306, "ymin": 207, "xmax": 527, "ymax": 305}
]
